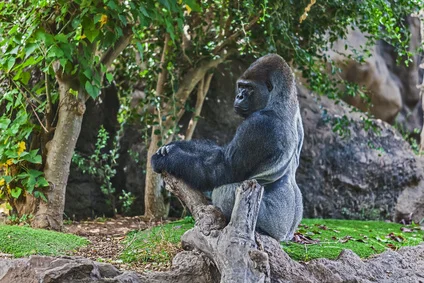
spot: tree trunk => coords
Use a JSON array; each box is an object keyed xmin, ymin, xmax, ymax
[
  {"xmin": 144, "ymin": 127, "xmax": 169, "ymax": 219},
  {"xmin": 32, "ymin": 81, "xmax": 86, "ymax": 230}
]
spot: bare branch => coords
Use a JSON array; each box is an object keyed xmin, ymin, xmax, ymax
[{"xmin": 185, "ymin": 73, "xmax": 213, "ymax": 140}]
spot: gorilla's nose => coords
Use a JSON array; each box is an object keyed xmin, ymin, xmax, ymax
[{"xmin": 236, "ymin": 93, "xmax": 244, "ymax": 100}]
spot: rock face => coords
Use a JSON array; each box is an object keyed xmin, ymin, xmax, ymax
[
  {"xmin": 297, "ymin": 86, "xmax": 422, "ymax": 219},
  {"xmin": 326, "ymin": 18, "xmax": 422, "ymax": 131},
  {"xmin": 65, "ymin": 85, "xmax": 147, "ymax": 219},
  {"xmin": 0, "ymin": 256, "xmax": 141, "ymax": 283},
  {"xmin": 65, "ymin": 85, "xmax": 120, "ymax": 220}
]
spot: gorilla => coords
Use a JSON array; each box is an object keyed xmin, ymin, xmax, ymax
[{"xmin": 152, "ymin": 54, "xmax": 304, "ymax": 241}]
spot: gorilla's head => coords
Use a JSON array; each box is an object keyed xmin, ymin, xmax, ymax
[{"xmin": 234, "ymin": 54, "xmax": 295, "ymax": 118}]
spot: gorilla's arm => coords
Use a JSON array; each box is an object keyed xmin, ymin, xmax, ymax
[
  {"xmin": 151, "ymin": 140, "xmax": 232, "ymax": 191},
  {"xmin": 151, "ymin": 111, "xmax": 297, "ymax": 190}
]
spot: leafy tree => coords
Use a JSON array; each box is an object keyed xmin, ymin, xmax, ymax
[{"xmin": 0, "ymin": 0, "xmax": 182, "ymax": 229}]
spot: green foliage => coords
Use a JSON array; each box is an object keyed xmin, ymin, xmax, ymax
[
  {"xmin": 72, "ymin": 126, "xmax": 120, "ymax": 213},
  {"xmin": 0, "ymin": 224, "xmax": 88, "ymax": 257},
  {"xmin": 0, "ymin": 0, "xmax": 183, "ymax": 98},
  {"xmin": 121, "ymin": 218, "xmax": 424, "ymax": 266},
  {"xmin": 0, "ymin": 91, "xmax": 48, "ymax": 211}
]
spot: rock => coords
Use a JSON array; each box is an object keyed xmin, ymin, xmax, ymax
[
  {"xmin": 394, "ymin": 159, "xmax": 424, "ymax": 224},
  {"xmin": 65, "ymin": 84, "xmax": 120, "ymax": 220},
  {"xmin": 3, "ymin": 245, "xmax": 424, "ymax": 282},
  {"xmin": 0, "ymin": 256, "xmax": 142, "ymax": 283},
  {"xmin": 297, "ymin": 85, "xmax": 422, "ymax": 219},
  {"xmin": 325, "ymin": 18, "xmax": 422, "ymax": 131}
]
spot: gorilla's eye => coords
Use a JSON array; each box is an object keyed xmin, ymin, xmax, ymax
[
  {"xmin": 238, "ymin": 82, "xmax": 254, "ymax": 90},
  {"xmin": 265, "ymin": 80, "xmax": 273, "ymax": 92}
]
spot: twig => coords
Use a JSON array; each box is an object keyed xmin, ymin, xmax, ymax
[{"xmin": 213, "ymin": 15, "xmax": 260, "ymax": 55}]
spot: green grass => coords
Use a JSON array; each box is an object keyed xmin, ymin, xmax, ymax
[
  {"xmin": 0, "ymin": 224, "xmax": 88, "ymax": 257},
  {"xmin": 121, "ymin": 218, "xmax": 424, "ymax": 264},
  {"xmin": 285, "ymin": 219, "xmax": 424, "ymax": 261},
  {"xmin": 121, "ymin": 217, "xmax": 194, "ymax": 263}
]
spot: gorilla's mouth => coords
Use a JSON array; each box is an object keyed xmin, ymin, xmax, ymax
[{"xmin": 234, "ymin": 106, "xmax": 249, "ymax": 117}]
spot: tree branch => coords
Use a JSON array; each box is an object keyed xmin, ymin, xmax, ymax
[
  {"xmin": 213, "ymin": 15, "xmax": 260, "ymax": 55},
  {"xmin": 163, "ymin": 175, "xmax": 270, "ymax": 282},
  {"xmin": 99, "ymin": 26, "xmax": 133, "ymax": 69},
  {"xmin": 185, "ymin": 73, "xmax": 213, "ymax": 140}
]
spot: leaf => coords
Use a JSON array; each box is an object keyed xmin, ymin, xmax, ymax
[
  {"xmin": 24, "ymin": 43, "xmax": 38, "ymax": 59},
  {"xmin": 47, "ymin": 46, "xmax": 65, "ymax": 58},
  {"xmin": 6, "ymin": 57, "xmax": 16, "ymax": 72},
  {"xmin": 85, "ymin": 28, "xmax": 100, "ymax": 43},
  {"xmin": 34, "ymin": 191, "xmax": 48, "ymax": 202},
  {"xmin": 8, "ymin": 25, "xmax": 19, "ymax": 35},
  {"xmin": 20, "ymin": 72, "xmax": 31, "ymax": 85},
  {"xmin": 85, "ymin": 81, "xmax": 99, "ymax": 98},
  {"xmin": 184, "ymin": 0, "xmax": 201, "ymax": 12},
  {"xmin": 55, "ymin": 34, "xmax": 68, "ymax": 43},
  {"xmin": 10, "ymin": 187, "xmax": 22, "ymax": 199},
  {"xmin": 106, "ymin": 73, "xmax": 113, "ymax": 83},
  {"xmin": 21, "ymin": 150, "xmax": 42, "ymax": 164}
]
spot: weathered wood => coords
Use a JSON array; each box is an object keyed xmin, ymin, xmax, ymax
[
  {"xmin": 163, "ymin": 174, "xmax": 226, "ymax": 234},
  {"xmin": 162, "ymin": 175, "xmax": 270, "ymax": 283}
]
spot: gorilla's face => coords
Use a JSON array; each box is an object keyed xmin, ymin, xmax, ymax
[{"xmin": 234, "ymin": 78, "xmax": 271, "ymax": 118}]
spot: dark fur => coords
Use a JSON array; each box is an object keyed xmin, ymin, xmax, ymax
[{"xmin": 152, "ymin": 54, "xmax": 303, "ymax": 241}]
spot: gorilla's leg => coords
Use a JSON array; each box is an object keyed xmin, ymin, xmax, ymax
[
  {"xmin": 211, "ymin": 183, "xmax": 240, "ymax": 221},
  {"xmin": 256, "ymin": 178, "xmax": 297, "ymax": 242}
]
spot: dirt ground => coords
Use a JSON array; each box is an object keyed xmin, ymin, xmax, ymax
[{"xmin": 64, "ymin": 215, "xmax": 169, "ymax": 272}]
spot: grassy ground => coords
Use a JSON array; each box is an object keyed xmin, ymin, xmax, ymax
[
  {"xmin": 0, "ymin": 224, "xmax": 88, "ymax": 257},
  {"xmin": 121, "ymin": 217, "xmax": 424, "ymax": 265}
]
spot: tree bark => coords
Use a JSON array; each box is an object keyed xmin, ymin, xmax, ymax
[
  {"xmin": 144, "ymin": 130, "xmax": 169, "ymax": 220},
  {"xmin": 32, "ymin": 81, "xmax": 86, "ymax": 230},
  {"xmin": 144, "ymin": 34, "xmax": 171, "ymax": 220}
]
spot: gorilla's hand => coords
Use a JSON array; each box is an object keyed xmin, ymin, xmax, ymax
[{"xmin": 151, "ymin": 144, "xmax": 175, "ymax": 173}]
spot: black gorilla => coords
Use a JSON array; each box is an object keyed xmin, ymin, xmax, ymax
[{"xmin": 152, "ymin": 54, "xmax": 304, "ymax": 241}]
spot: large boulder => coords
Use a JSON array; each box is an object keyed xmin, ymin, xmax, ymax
[{"xmin": 297, "ymin": 85, "xmax": 422, "ymax": 219}]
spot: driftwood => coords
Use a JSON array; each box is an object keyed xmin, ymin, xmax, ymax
[{"xmin": 138, "ymin": 174, "xmax": 283, "ymax": 283}]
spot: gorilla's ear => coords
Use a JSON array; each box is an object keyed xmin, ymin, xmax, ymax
[{"xmin": 265, "ymin": 80, "xmax": 273, "ymax": 92}]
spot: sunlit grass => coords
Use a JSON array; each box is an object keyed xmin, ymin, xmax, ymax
[
  {"xmin": 121, "ymin": 217, "xmax": 424, "ymax": 265},
  {"xmin": 0, "ymin": 224, "xmax": 88, "ymax": 257}
]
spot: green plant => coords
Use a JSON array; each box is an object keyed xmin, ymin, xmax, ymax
[
  {"xmin": 73, "ymin": 126, "xmax": 119, "ymax": 214},
  {"xmin": 119, "ymin": 190, "xmax": 136, "ymax": 214},
  {"xmin": 0, "ymin": 91, "xmax": 49, "ymax": 214}
]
